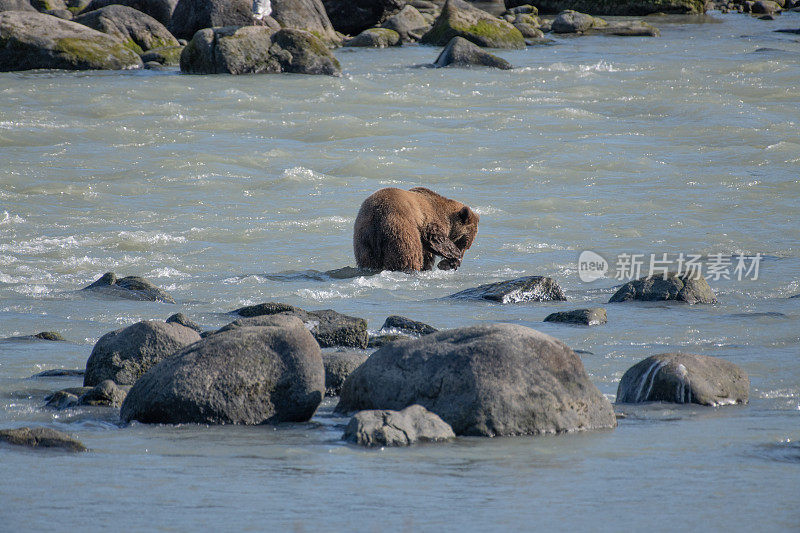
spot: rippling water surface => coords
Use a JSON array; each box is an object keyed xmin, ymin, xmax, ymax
[{"xmin": 1, "ymin": 13, "xmax": 799, "ymax": 530}]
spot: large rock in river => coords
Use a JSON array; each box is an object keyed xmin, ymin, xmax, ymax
[
  {"xmin": 180, "ymin": 27, "xmax": 341, "ymax": 76},
  {"xmin": 344, "ymin": 404, "xmax": 455, "ymax": 446},
  {"xmin": 323, "ymin": 349, "xmax": 368, "ymax": 396},
  {"xmin": 271, "ymin": 0, "xmax": 340, "ymax": 46},
  {"xmin": 420, "ymin": 0, "xmax": 525, "ymax": 49},
  {"xmin": 344, "ymin": 27, "xmax": 401, "ymax": 47},
  {"xmin": 81, "ymin": 272, "xmax": 175, "ymax": 302},
  {"xmin": 322, "ymin": 0, "xmax": 404, "ymax": 36},
  {"xmin": 381, "ymin": 5, "xmax": 429, "ymax": 42},
  {"xmin": 84, "ymin": 320, "xmax": 201, "ymax": 386},
  {"xmin": 434, "ymin": 36, "xmax": 512, "ymax": 69},
  {"xmin": 168, "ymin": 0, "xmax": 252, "ymax": 40},
  {"xmin": 0, "ymin": 11, "xmax": 142, "ymax": 71},
  {"xmin": 81, "ymin": 0, "xmax": 177, "ymax": 26},
  {"xmin": 74, "ymin": 5, "xmax": 179, "ymax": 54},
  {"xmin": 448, "ymin": 275, "xmax": 566, "ymax": 303},
  {"xmin": 506, "ymin": 0, "xmax": 704, "ymax": 15},
  {"xmin": 609, "ymin": 272, "xmax": 717, "ymax": 304},
  {"xmin": 337, "ymin": 323, "xmax": 617, "ymax": 436},
  {"xmin": 0, "ymin": 427, "xmax": 86, "ymax": 452},
  {"xmin": 0, "ymin": 0, "xmax": 36, "ymax": 11},
  {"xmin": 120, "ymin": 315, "xmax": 325, "ymax": 425},
  {"xmin": 616, "ymin": 353, "xmax": 749, "ymax": 406}
]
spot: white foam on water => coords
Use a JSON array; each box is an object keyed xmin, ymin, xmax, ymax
[{"xmin": 0, "ymin": 211, "xmax": 25, "ymax": 225}]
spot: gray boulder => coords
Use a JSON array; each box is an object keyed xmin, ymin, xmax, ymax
[
  {"xmin": 609, "ymin": 273, "xmax": 717, "ymax": 304},
  {"xmin": 337, "ymin": 323, "xmax": 617, "ymax": 436},
  {"xmin": 367, "ymin": 333, "xmax": 411, "ymax": 348},
  {"xmin": 344, "ymin": 27, "xmax": 401, "ymax": 47},
  {"xmin": 0, "ymin": 0, "xmax": 36, "ymax": 11},
  {"xmin": 120, "ymin": 316, "xmax": 325, "ymax": 425},
  {"xmin": 82, "ymin": 0, "xmax": 177, "ymax": 26},
  {"xmin": 434, "ymin": 36, "xmax": 512, "ymax": 69},
  {"xmin": 140, "ymin": 44, "xmax": 182, "ymax": 65},
  {"xmin": 84, "ymin": 320, "xmax": 201, "ymax": 386},
  {"xmin": 589, "ymin": 20, "xmax": 659, "ymax": 36},
  {"xmin": 515, "ymin": 22, "xmax": 544, "ymax": 38},
  {"xmin": 45, "ymin": 8, "xmax": 73, "ymax": 18},
  {"xmin": 380, "ymin": 315, "xmax": 437, "ymax": 336},
  {"xmin": 321, "ymin": 0, "xmax": 404, "ymax": 36},
  {"xmin": 0, "ymin": 427, "xmax": 86, "ymax": 452},
  {"xmin": 751, "ymin": 0, "xmax": 782, "ymax": 12},
  {"xmin": 74, "ymin": 5, "xmax": 179, "ymax": 54},
  {"xmin": 180, "ymin": 27, "xmax": 341, "ymax": 76},
  {"xmin": 509, "ymin": 0, "xmax": 704, "ymax": 15},
  {"xmin": 168, "ymin": 0, "xmax": 251, "ymax": 40},
  {"xmin": 448, "ymin": 275, "xmax": 567, "ymax": 303},
  {"xmin": 552, "ymin": 11, "xmax": 659, "ymax": 36},
  {"xmin": 551, "ymin": 9, "xmax": 600, "ymax": 32},
  {"xmin": 381, "ymin": 5, "xmax": 429, "ymax": 41},
  {"xmin": 323, "ymin": 349, "xmax": 368, "ymax": 395},
  {"xmin": 544, "ymin": 307, "xmax": 607, "ymax": 325},
  {"xmin": 45, "ymin": 388, "xmax": 88, "ymax": 409},
  {"xmin": 343, "ymin": 404, "xmax": 455, "ymax": 446},
  {"xmin": 165, "ymin": 312, "xmax": 202, "ymax": 332},
  {"xmin": 79, "ymin": 379, "xmax": 129, "ymax": 406},
  {"xmin": 271, "ymin": 0, "xmax": 341, "ymax": 46},
  {"xmin": 0, "ymin": 11, "xmax": 142, "ymax": 71},
  {"xmin": 82, "ymin": 272, "xmax": 174, "ymax": 302},
  {"xmin": 232, "ymin": 302, "xmax": 367, "ymax": 348},
  {"xmin": 420, "ymin": 0, "xmax": 525, "ymax": 48},
  {"xmin": 30, "ymin": 0, "xmax": 66, "ymax": 10},
  {"xmin": 616, "ymin": 353, "xmax": 749, "ymax": 406}
]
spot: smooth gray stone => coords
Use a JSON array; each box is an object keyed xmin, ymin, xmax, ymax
[{"xmin": 344, "ymin": 404, "xmax": 455, "ymax": 446}]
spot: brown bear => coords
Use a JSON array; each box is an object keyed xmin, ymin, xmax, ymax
[{"xmin": 353, "ymin": 187, "xmax": 479, "ymax": 271}]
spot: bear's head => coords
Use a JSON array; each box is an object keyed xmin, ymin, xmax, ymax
[{"xmin": 450, "ymin": 206, "xmax": 479, "ymax": 253}]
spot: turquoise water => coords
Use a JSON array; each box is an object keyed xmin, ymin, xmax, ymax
[{"xmin": 1, "ymin": 13, "xmax": 799, "ymax": 530}]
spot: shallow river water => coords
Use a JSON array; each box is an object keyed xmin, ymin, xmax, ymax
[{"xmin": 1, "ymin": 12, "xmax": 799, "ymax": 531}]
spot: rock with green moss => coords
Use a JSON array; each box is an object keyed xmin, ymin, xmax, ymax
[
  {"xmin": 0, "ymin": 0, "xmax": 36, "ymax": 11},
  {"xmin": 345, "ymin": 27, "xmax": 401, "ymax": 47},
  {"xmin": 82, "ymin": 0, "xmax": 177, "ymax": 26},
  {"xmin": 515, "ymin": 22, "xmax": 543, "ymax": 37},
  {"xmin": 74, "ymin": 5, "xmax": 178, "ymax": 54},
  {"xmin": 511, "ymin": 0, "xmax": 704, "ymax": 15},
  {"xmin": 168, "ymin": 0, "xmax": 251, "ymax": 40},
  {"xmin": 140, "ymin": 43, "xmax": 182, "ymax": 64},
  {"xmin": 181, "ymin": 26, "xmax": 340, "ymax": 75},
  {"xmin": 272, "ymin": 0, "xmax": 341, "ymax": 47},
  {"xmin": 434, "ymin": 36, "xmax": 512, "ymax": 68},
  {"xmin": 420, "ymin": 0, "xmax": 525, "ymax": 49},
  {"xmin": 381, "ymin": 5, "xmax": 430, "ymax": 42},
  {"xmin": 30, "ymin": 0, "xmax": 66, "ymax": 11},
  {"xmin": 0, "ymin": 11, "xmax": 142, "ymax": 71}
]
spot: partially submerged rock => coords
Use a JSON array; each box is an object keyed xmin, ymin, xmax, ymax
[
  {"xmin": 0, "ymin": 427, "xmax": 86, "ymax": 452},
  {"xmin": 420, "ymin": 0, "xmax": 526, "ymax": 49},
  {"xmin": 79, "ymin": 379, "xmax": 128, "ymax": 406},
  {"xmin": 139, "ymin": 44, "xmax": 182, "ymax": 65},
  {"xmin": 73, "ymin": 4, "xmax": 179, "ymax": 54},
  {"xmin": 323, "ymin": 349, "xmax": 368, "ymax": 396},
  {"xmin": 448, "ymin": 275, "xmax": 567, "ymax": 303},
  {"xmin": 513, "ymin": 0, "xmax": 705, "ymax": 15},
  {"xmin": 345, "ymin": 27, "xmax": 401, "ymax": 47},
  {"xmin": 33, "ymin": 368, "xmax": 84, "ymax": 378},
  {"xmin": 84, "ymin": 320, "xmax": 201, "ymax": 386},
  {"xmin": 544, "ymin": 307, "xmax": 607, "ymax": 325},
  {"xmin": 0, "ymin": 11, "xmax": 142, "ymax": 71},
  {"xmin": 380, "ymin": 315, "xmax": 437, "ymax": 336},
  {"xmin": 551, "ymin": 9, "xmax": 600, "ymax": 32},
  {"xmin": 337, "ymin": 323, "xmax": 617, "ymax": 436},
  {"xmin": 232, "ymin": 302, "xmax": 368, "ymax": 348},
  {"xmin": 120, "ymin": 316, "xmax": 325, "ymax": 425},
  {"xmin": 367, "ymin": 333, "xmax": 410, "ymax": 348},
  {"xmin": 616, "ymin": 353, "xmax": 749, "ymax": 406},
  {"xmin": 165, "ymin": 312, "xmax": 202, "ymax": 333},
  {"xmin": 82, "ymin": 272, "xmax": 175, "ymax": 303},
  {"xmin": 434, "ymin": 36, "xmax": 513, "ymax": 69},
  {"xmin": 609, "ymin": 273, "xmax": 717, "ymax": 304},
  {"xmin": 344, "ymin": 404, "xmax": 455, "ymax": 446},
  {"xmin": 180, "ymin": 27, "xmax": 341, "ymax": 76}
]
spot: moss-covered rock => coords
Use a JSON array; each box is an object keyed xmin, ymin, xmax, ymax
[
  {"xmin": 140, "ymin": 43, "xmax": 182, "ymax": 64},
  {"xmin": 433, "ymin": 36, "xmax": 513, "ymax": 69},
  {"xmin": 82, "ymin": 0, "xmax": 177, "ymax": 26},
  {"xmin": 344, "ymin": 27, "xmax": 401, "ymax": 47},
  {"xmin": 514, "ymin": 0, "xmax": 704, "ymax": 15},
  {"xmin": 30, "ymin": 0, "xmax": 67, "ymax": 11},
  {"xmin": 421, "ymin": 0, "xmax": 525, "ymax": 49},
  {"xmin": 74, "ymin": 4, "xmax": 179, "ymax": 54},
  {"xmin": 0, "ymin": 11, "xmax": 142, "ymax": 71}
]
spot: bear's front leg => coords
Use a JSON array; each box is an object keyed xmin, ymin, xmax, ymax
[{"xmin": 437, "ymin": 257, "xmax": 461, "ymax": 271}]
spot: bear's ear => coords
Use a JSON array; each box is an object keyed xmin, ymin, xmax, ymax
[{"xmin": 458, "ymin": 206, "xmax": 471, "ymax": 223}]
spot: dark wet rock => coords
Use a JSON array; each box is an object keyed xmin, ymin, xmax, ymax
[
  {"xmin": 381, "ymin": 315, "xmax": 437, "ymax": 336},
  {"xmin": 774, "ymin": 27, "xmax": 800, "ymax": 33},
  {"xmin": 344, "ymin": 404, "xmax": 455, "ymax": 446},
  {"xmin": 168, "ymin": 0, "xmax": 251, "ymax": 40},
  {"xmin": 0, "ymin": 0, "xmax": 36, "ymax": 11},
  {"xmin": 609, "ymin": 273, "xmax": 717, "ymax": 304},
  {"xmin": 84, "ymin": 320, "xmax": 201, "ymax": 387},
  {"xmin": 45, "ymin": 389, "xmax": 83, "ymax": 409},
  {"xmin": 751, "ymin": 0, "xmax": 781, "ymax": 12},
  {"xmin": 166, "ymin": 312, "xmax": 202, "ymax": 333},
  {"xmin": 448, "ymin": 276, "xmax": 567, "ymax": 303},
  {"xmin": 140, "ymin": 44, "xmax": 182, "ymax": 64},
  {"xmin": 381, "ymin": 5, "xmax": 429, "ymax": 41},
  {"xmin": 0, "ymin": 427, "xmax": 86, "ymax": 452},
  {"xmin": 345, "ymin": 27, "xmax": 401, "ymax": 47},
  {"xmin": 727, "ymin": 311, "xmax": 787, "ymax": 319},
  {"xmin": 33, "ymin": 368, "xmax": 84, "ymax": 378},
  {"xmin": 5, "ymin": 331, "xmax": 66, "ymax": 342},
  {"xmin": 120, "ymin": 316, "xmax": 324, "ymax": 425},
  {"xmin": 180, "ymin": 27, "xmax": 341, "ymax": 76},
  {"xmin": 616, "ymin": 353, "xmax": 749, "ymax": 406},
  {"xmin": 74, "ymin": 5, "xmax": 179, "ymax": 54},
  {"xmin": 512, "ymin": 0, "xmax": 704, "ymax": 15},
  {"xmin": 232, "ymin": 302, "xmax": 368, "ymax": 348},
  {"xmin": 323, "ymin": 349, "xmax": 368, "ymax": 396},
  {"xmin": 433, "ymin": 36, "xmax": 513, "ymax": 69},
  {"xmin": 82, "ymin": 272, "xmax": 174, "ymax": 302},
  {"xmin": 420, "ymin": 0, "xmax": 525, "ymax": 49},
  {"xmin": 367, "ymin": 333, "xmax": 411, "ymax": 348},
  {"xmin": 337, "ymin": 323, "xmax": 617, "ymax": 436},
  {"xmin": 82, "ymin": 0, "xmax": 177, "ymax": 26},
  {"xmin": 791, "ymin": 293, "xmax": 800, "ymax": 298},
  {"xmin": 544, "ymin": 307, "xmax": 607, "ymax": 326},
  {"xmin": 322, "ymin": 0, "xmax": 404, "ymax": 36},
  {"xmin": 45, "ymin": 8, "xmax": 72, "ymax": 18},
  {"xmin": 271, "ymin": 0, "xmax": 340, "ymax": 46},
  {"xmin": 0, "ymin": 11, "xmax": 142, "ymax": 71},
  {"xmin": 79, "ymin": 379, "xmax": 128, "ymax": 406}
]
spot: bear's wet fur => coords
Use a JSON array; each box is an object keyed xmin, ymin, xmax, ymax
[{"xmin": 353, "ymin": 187, "xmax": 479, "ymax": 271}]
